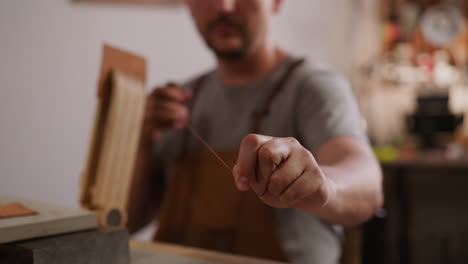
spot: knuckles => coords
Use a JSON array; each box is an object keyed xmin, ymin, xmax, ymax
[
  {"xmin": 242, "ymin": 134, "xmax": 263, "ymax": 150},
  {"xmin": 307, "ymin": 164, "xmax": 321, "ymax": 178},
  {"xmin": 297, "ymin": 146, "xmax": 312, "ymax": 158},
  {"xmin": 285, "ymin": 137, "xmax": 300, "ymax": 146},
  {"xmin": 258, "ymin": 145, "xmax": 279, "ymax": 164}
]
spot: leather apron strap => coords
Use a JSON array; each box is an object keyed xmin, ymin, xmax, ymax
[
  {"xmin": 251, "ymin": 58, "xmax": 305, "ymax": 133},
  {"xmin": 155, "ymin": 58, "xmax": 306, "ymax": 261}
]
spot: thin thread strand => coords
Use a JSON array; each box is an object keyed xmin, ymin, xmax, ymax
[{"xmin": 187, "ymin": 125, "xmax": 233, "ymax": 175}]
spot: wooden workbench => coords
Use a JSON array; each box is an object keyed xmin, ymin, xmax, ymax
[{"xmin": 130, "ymin": 240, "xmax": 286, "ymax": 264}]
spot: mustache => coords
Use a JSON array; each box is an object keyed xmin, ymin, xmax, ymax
[{"xmin": 206, "ymin": 14, "xmax": 244, "ymax": 33}]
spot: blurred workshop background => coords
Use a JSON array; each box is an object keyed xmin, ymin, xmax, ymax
[{"xmin": 1, "ymin": 1, "xmax": 468, "ymax": 264}]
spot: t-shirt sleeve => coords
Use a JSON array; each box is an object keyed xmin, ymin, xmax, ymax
[{"xmin": 296, "ymin": 67, "xmax": 367, "ymax": 155}]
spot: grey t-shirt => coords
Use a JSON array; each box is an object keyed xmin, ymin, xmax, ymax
[{"xmin": 155, "ymin": 56, "xmax": 366, "ymax": 263}]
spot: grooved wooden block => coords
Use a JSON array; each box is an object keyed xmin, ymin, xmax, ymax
[{"xmin": 81, "ymin": 44, "xmax": 146, "ymax": 228}]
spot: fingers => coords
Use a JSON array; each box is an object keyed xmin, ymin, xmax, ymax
[
  {"xmin": 266, "ymin": 145, "xmax": 310, "ymax": 197},
  {"xmin": 259, "ymin": 164, "xmax": 329, "ymax": 209},
  {"xmin": 234, "ymin": 134, "xmax": 272, "ymax": 191},
  {"xmin": 149, "ymin": 100, "xmax": 189, "ymax": 128},
  {"xmin": 253, "ymin": 138, "xmax": 292, "ymax": 196},
  {"xmin": 280, "ymin": 166, "xmax": 331, "ymax": 208},
  {"xmin": 143, "ymin": 83, "xmax": 192, "ymax": 134},
  {"xmin": 150, "ymin": 84, "xmax": 192, "ymax": 103}
]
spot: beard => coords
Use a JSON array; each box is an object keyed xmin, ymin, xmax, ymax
[{"xmin": 203, "ymin": 15, "xmax": 251, "ymax": 60}]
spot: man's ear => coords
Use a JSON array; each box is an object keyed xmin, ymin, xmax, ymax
[{"xmin": 272, "ymin": 0, "xmax": 283, "ymax": 14}]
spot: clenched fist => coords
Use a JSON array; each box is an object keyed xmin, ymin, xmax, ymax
[
  {"xmin": 233, "ymin": 134, "xmax": 337, "ymax": 210},
  {"xmin": 141, "ymin": 83, "xmax": 192, "ymax": 142}
]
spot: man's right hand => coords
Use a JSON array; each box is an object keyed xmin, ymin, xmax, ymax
[{"xmin": 141, "ymin": 83, "xmax": 192, "ymax": 143}]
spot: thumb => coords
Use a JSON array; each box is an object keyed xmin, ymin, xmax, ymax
[{"xmin": 233, "ymin": 164, "xmax": 250, "ymax": 191}]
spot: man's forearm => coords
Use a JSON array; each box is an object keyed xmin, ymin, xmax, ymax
[{"xmin": 304, "ymin": 138, "xmax": 383, "ymax": 227}]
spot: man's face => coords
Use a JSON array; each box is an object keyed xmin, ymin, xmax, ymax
[{"xmin": 186, "ymin": 0, "xmax": 279, "ymax": 60}]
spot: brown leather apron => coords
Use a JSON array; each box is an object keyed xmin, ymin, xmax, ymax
[{"xmin": 154, "ymin": 59, "xmax": 305, "ymax": 262}]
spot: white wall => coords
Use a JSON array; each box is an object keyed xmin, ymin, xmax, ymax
[{"xmin": 0, "ymin": 0, "xmax": 363, "ymax": 208}]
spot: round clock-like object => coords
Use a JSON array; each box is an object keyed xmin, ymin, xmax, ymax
[{"xmin": 420, "ymin": 4, "xmax": 464, "ymax": 47}]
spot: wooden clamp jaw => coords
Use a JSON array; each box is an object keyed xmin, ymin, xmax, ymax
[{"xmin": 80, "ymin": 44, "xmax": 146, "ymax": 229}]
